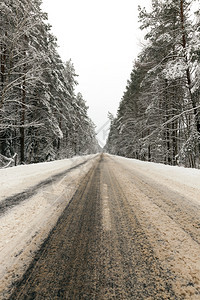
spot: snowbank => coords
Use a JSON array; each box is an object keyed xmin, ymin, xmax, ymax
[
  {"xmin": 0, "ymin": 154, "xmax": 99, "ymax": 299},
  {"xmin": 110, "ymin": 155, "xmax": 200, "ymax": 205},
  {"xmin": 0, "ymin": 154, "xmax": 97, "ymax": 202},
  {"xmin": 0, "ymin": 153, "xmax": 199, "ymax": 298}
]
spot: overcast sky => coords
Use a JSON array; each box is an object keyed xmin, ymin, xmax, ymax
[{"xmin": 41, "ymin": 0, "xmax": 151, "ymax": 146}]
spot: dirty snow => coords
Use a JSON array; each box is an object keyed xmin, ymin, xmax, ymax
[
  {"xmin": 0, "ymin": 153, "xmax": 200, "ymax": 298},
  {"xmin": 108, "ymin": 154, "xmax": 200, "ymax": 299},
  {"xmin": 0, "ymin": 154, "xmax": 98, "ymax": 299},
  {"xmin": 110, "ymin": 155, "xmax": 200, "ymax": 205},
  {"xmin": 0, "ymin": 155, "xmax": 96, "ymax": 202}
]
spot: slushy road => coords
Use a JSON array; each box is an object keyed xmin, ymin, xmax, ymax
[{"xmin": 10, "ymin": 154, "xmax": 200, "ymax": 299}]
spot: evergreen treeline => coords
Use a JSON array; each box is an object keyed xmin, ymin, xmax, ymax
[
  {"xmin": 106, "ymin": 0, "xmax": 200, "ymax": 168},
  {"xmin": 0, "ymin": 0, "xmax": 99, "ymax": 167}
]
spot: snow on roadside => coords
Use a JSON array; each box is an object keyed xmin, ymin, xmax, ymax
[
  {"xmin": 0, "ymin": 154, "xmax": 97, "ymax": 202},
  {"xmin": 0, "ymin": 154, "xmax": 99, "ymax": 299},
  {"xmin": 108, "ymin": 155, "xmax": 200, "ymax": 298},
  {"xmin": 0, "ymin": 153, "xmax": 199, "ymax": 298},
  {"xmin": 110, "ymin": 155, "xmax": 200, "ymax": 205}
]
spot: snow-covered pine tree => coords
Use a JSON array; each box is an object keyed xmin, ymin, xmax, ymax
[
  {"xmin": 0, "ymin": 0, "xmax": 51, "ymax": 163},
  {"xmin": 106, "ymin": 0, "xmax": 200, "ymax": 168},
  {"xmin": 0, "ymin": 0, "xmax": 99, "ymax": 166},
  {"xmin": 137, "ymin": 0, "xmax": 200, "ymax": 167}
]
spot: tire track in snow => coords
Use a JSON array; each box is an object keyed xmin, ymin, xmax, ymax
[{"xmin": 0, "ymin": 157, "xmax": 93, "ymax": 216}]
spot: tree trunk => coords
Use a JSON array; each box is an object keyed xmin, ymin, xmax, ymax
[
  {"xmin": 148, "ymin": 143, "xmax": 151, "ymax": 161},
  {"xmin": 20, "ymin": 74, "xmax": 26, "ymax": 164},
  {"xmin": 0, "ymin": 44, "xmax": 6, "ymax": 89},
  {"xmin": 172, "ymin": 121, "xmax": 177, "ymax": 165},
  {"xmin": 180, "ymin": 0, "xmax": 200, "ymax": 134}
]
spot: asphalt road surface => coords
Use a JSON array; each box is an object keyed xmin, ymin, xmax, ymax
[{"xmin": 10, "ymin": 154, "xmax": 200, "ymax": 299}]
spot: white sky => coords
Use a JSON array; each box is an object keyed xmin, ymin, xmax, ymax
[{"xmin": 41, "ymin": 0, "xmax": 151, "ymax": 146}]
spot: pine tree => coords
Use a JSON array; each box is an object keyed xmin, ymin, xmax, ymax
[
  {"xmin": 0, "ymin": 0, "xmax": 99, "ymax": 167},
  {"xmin": 106, "ymin": 0, "xmax": 200, "ymax": 168}
]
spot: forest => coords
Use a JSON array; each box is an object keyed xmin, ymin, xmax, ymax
[
  {"xmin": 0, "ymin": 0, "xmax": 99, "ymax": 167},
  {"xmin": 106, "ymin": 0, "xmax": 200, "ymax": 168}
]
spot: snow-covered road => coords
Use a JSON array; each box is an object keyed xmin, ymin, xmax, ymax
[
  {"xmin": 109, "ymin": 155, "xmax": 200, "ymax": 298},
  {"xmin": 0, "ymin": 153, "xmax": 200, "ymax": 299},
  {"xmin": 0, "ymin": 154, "xmax": 99, "ymax": 299},
  {"xmin": 109, "ymin": 154, "xmax": 200, "ymax": 205},
  {"xmin": 0, "ymin": 154, "xmax": 98, "ymax": 202}
]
